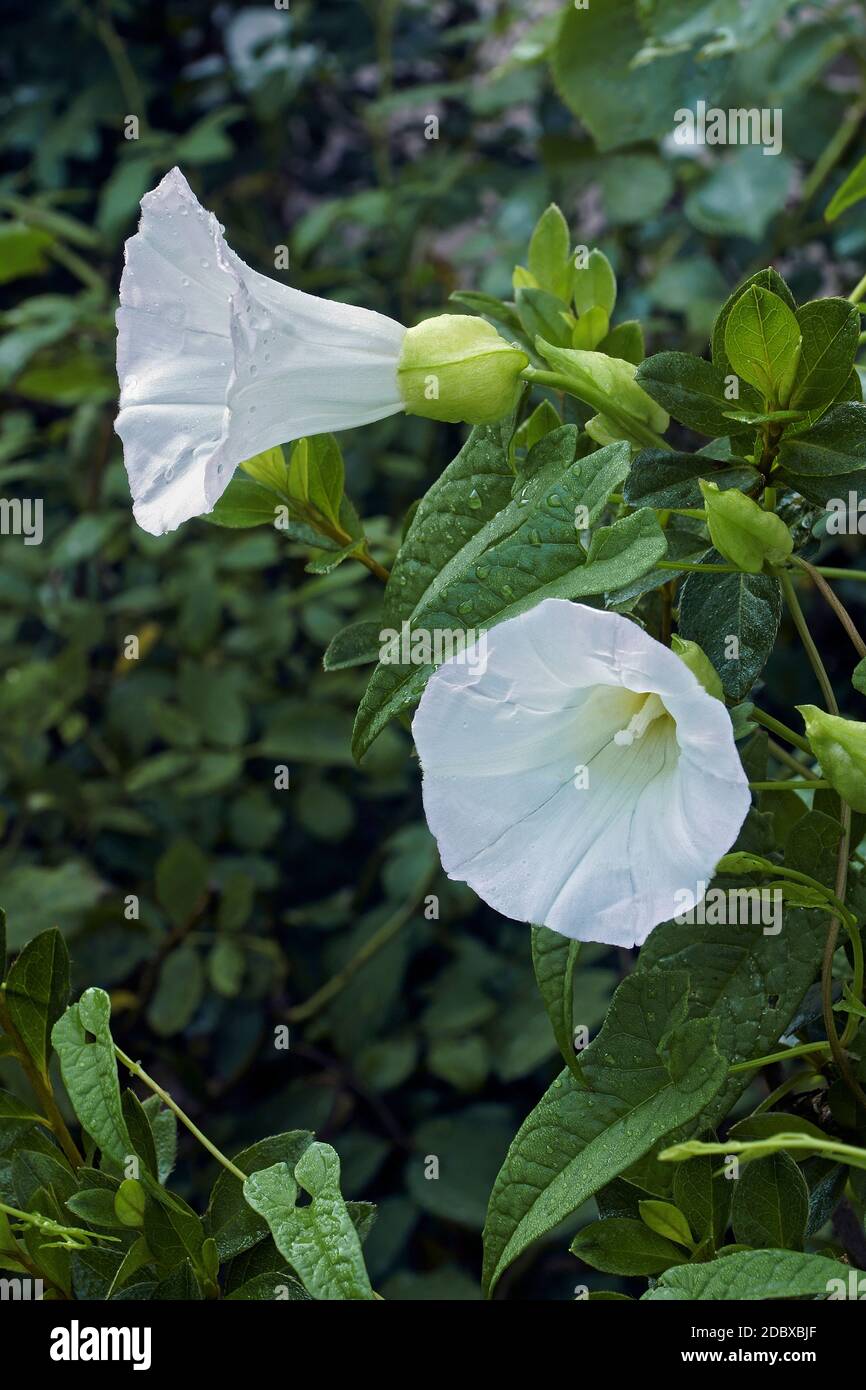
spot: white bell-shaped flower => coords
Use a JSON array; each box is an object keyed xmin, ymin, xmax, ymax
[
  {"xmin": 115, "ymin": 167, "xmax": 406, "ymax": 535},
  {"xmin": 412, "ymin": 598, "xmax": 750, "ymax": 947}
]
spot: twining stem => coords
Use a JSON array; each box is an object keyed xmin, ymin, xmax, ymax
[
  {"xmin": 777, "ymin": 568, "xmax": 837, "ymax": 710},
  {"xmin": 285, "ymin": 867, "xmax": 436, "ymax": 1023},
  {"xmin": 358, "ymin": 548, "xmax": 391, "ymax": 583},
  {"xmin": 791, "ymin": 555, "xmax": 866, "ymax": 660},
  {"xmin": 730, "ymin": 1041, "xmax": 831, "ymax": 1074},
  {"xmin": 0, "ymin": 1200, "xmax": 119, "ymax": 1247},
  {"xmin": 748, "ymin": 780, "xmax": 829, "ymax": 792},
  {"xmin": 776, "ymin": 567, "xmax": 866, "ymax": 1111},
  {"xmin": 840, "ymin": 912, "xmax": 865, "ymax": 1051},
  {"xmin": 802, "ymin": 99, "xmax": 866, "ymax": 209},
  {"xmin": 656, "ymin": 560, "xmax": 737, "ymax": 574},
  {"xmin": 114, "ymin": 1046, "xmax": 247, "ymax": 1182},
  {"xmin": 752, "ymin": 1068, "xmax": 822, "ymax": 1114},
  {"xmin": 750, "ymin": 707, "xmax": 813, "ymax": 756},
  {"xmin": 0, "ymin": 994, "xmax": 83, "ymax": 1168},
  {"xmin": 767, "ymin": 738, "xmax": 820, "ymax": 779},
  {"xmin": 655, "ymin": 559, "xmax": 866, "ymax": 583},
  {"xmin": 521, "ymin": 367, "xmax": 673, "ymax": 452},
  {"xmin": 807, "ymin": 566, "xmax": 866, "ymax": 582},
  {"xmin": 849, "ymin": 270, "xmax": 866, "ymax": 305},
  {"xmin": 820, "ymin": 802, "xmax": 866, "ymax": 1111}
]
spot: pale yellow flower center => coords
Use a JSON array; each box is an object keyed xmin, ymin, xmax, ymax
[{"xmin": 613, "ymin": 692, "xmax": 670, "ymax": 748}]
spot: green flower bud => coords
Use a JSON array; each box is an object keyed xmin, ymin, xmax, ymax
[
  {"xmin": 671, "ymin": 635, "xmax": 724, "ymax": 701},
  {"xmin": 797, "ymin": 704, "xmax": 866, "ymax": 811},
  {"xmin": 397, "ymin": 315, "xmax": 528, "ymax": 425},
  {"xmin": 699, "ymin": 480, "xmax": 793, "ymax": 574}
]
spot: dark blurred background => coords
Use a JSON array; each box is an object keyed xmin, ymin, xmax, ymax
[{"xmin": 1, "ymin": 0, "xmax": 865, "ymax": 1299}]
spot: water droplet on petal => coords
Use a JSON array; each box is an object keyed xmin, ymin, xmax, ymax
[
  {"xmin": 468, "ymin": 488, "xmax": 482, "ymax": 510},
  {"xmin": 475, "ymin": 564, "xmax": 489, "ymax": 581},
  {"xmin": 547, "ymin": 493, "xmax": 562, "ymax": 507},
  {"xmin": 458, "ymin": 601, "xmax": 472, "ymax": 616},
  {"xmin": 200, "ymin": 258, "xmax": 210, "ymax": 269}
]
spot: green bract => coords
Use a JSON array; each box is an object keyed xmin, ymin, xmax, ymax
[
  {"xmin": 699, "ymin": 480, "xmax": 793, "ymax": 573},
  {"xmin": 397, "ymin": 314, "xmax": 528, "ymax": 425},
  {"xmin": 671, "ymin": 636, "xmax": 723, "ymax": 701},
  {"xmin": 797, "ymin": 705, "xmax": 866, "ymax": 812}
]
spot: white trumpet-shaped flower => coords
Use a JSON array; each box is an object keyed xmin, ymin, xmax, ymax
[
  {"xmin": 115, "ymin": 167, "xmax": 407, "ymax": 535},
  {"xmin": 412, "ymin": 599, "xmax": 750, "ymax": 947}
]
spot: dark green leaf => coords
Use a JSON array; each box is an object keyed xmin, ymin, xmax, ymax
[
  {"xmin": 636, "ymin": 352, "xmax": 760, "ymax": 437},
  {"xmin": 530, "ymin": 926, "xmax": 583, "ymax": 1082},
  {"xmin": 482, "ymin": 970, "xmax": 727, "ymax": 1296},
  {"xmin": 624, "ymin": 450, "xmax": 759, "ymax": 510},
  {"xmin": 571, "ymin": 1217, "xmax": 685, "ymax": 1276},
  {"xmin": 5, "ymin": 928, "xmax": 69, "ymax": 1082},
  {"xmin": 787, "ymin": 299, "xmax": 860, "ymax": 413},
  {"xmin": 643, "ymin": 1249, "xmax": 857, "ymax": 1300},
  {"xmin": 677, "ymin": 550, "xmax": 782, "ymax": 700},
  {"xmin": 207, "ymin": 1130, "xmax": 314, "ymax": 1259},
  {"xmin": 732, "ymin": 1152, "xmax": 808, "ymax": 1250}
]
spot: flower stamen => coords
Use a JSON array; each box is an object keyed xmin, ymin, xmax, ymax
[{"xmin": 613, "ymin": 693, "xmax": 669, "ymax": 747}]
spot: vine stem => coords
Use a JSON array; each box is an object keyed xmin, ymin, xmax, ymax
[
  {"xmin": 775, "ymin": 567, "xmax": 866, "ymax": 1112},
  {"xmin": 285, "ymin": 867, "xmax": 436, "ymax": 1023},
  {"xmin": 790, "ymin": 555, "xmax": 866, "ymax": 659},
  {"xmin": 801, "ymin": 98, "xmax": 866, "ymax": 209},
  {"xmin": 0, "ymin": 994, "xmax": 83, "ymax": 1168},
  {"xmin": 820, "ymin": 802, "xmax": 866, "ymax": 1111},
  {"xmin": 730, "ymin": 1041, "xmax": 831, "ymax": 1074},
  {"xmin": 655, "ymin": 560, "xmax": 866, "ymax": 583},
  {"xmin": 849, "ymin": 270, "xmax": 866, "ymax": 305},
  {"xmin": 767, "ymin": 738, "xmax": 820, "ymax": 779},
  {"xmin": 521, "ymin": 367, "xmax": 673, "ymax": 451},
  {"xmin": 113, "ymin": 1046, "xmax": 247, "ymax": 1183},
  {"xmin": 750, "ymin": 706, "xmax": 813, "ymax": 755},
  {"xmin": 748, "ymin": 779, "xmax": 829, "ymax": 791},
  {"xmin": 776, "ymin": 567, "xmax": 837, "ymax": 710}
]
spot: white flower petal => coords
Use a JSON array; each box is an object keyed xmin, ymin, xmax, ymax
[
  {"xmin": 412, "ymin": 598, "xmax": 750, "ymax": 947},
  {"xmin": 115, "ymin": 167, "xmax": 406, "ymax": 534}
]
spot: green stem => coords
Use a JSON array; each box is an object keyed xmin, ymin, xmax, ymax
[
  {"xmin": 285, "ymin": 868, "xmax": 436, "ymax": 1023},
  {"xmin": 849, "ymin": 270, "xmax": 866, "ymax": 305},
  {"xmin": 802, "ymin": 99, "xmax": 866, "ymax": 209},
  {"xmin": 748, "ymin": 779, "xmax": 829, "ymax": 791},
  {"xmin": 521, "ymin": 367, "xmax": 673, "ymax": 451},
  {"xmin": 750, "ymin": 707, "xmax": 813, "ymax": 756},
  {"xmin": 752, "ymin": 1069, "xmax": 821, "ymax": 1114},
  {"xmin": 777, "ymin": 567, "xmax": 837, "ymax": 710},
  {"xmin": 656, "ymin": 560, "xmax": 737, "ymax": 574},
  {"xmin": 840, "ymin": 917, "xmax": 865, "ymax": 1050},
  {"xmin": 777, "ymin": 566, "xmax": 866, "ymax": 1111},
  {"xmin": 730, "ymin": 1041, "xmax": 831, "ymax": 1073},
  {"xmin": 821, "ymin": 801, "xmax": 866, "ymax": 1112},
  {"xmin": 46, "ymin": 241, "xmax": 105, "ymax": 296},
  {"xmin": 808, "ymin": 566, "xmax": 866, "ymax": 582},
  {"xmin": 114, "ymin": 1046, "xmax": 247, "ymax": 1182},
  {"xmin": 0, "ymin": 1200, "xmax": 118, "ymax": 1247},
  {"xmin": 0, "ymin": 994, "xmax": 83, "ymax": 1168},
  {"xmin": 767, "ymin": 738, "xmax": 820, "ymax": 779},
  {"xmin": 791, "ymin": 555, "xmax": 866, "ymax": 660}
]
